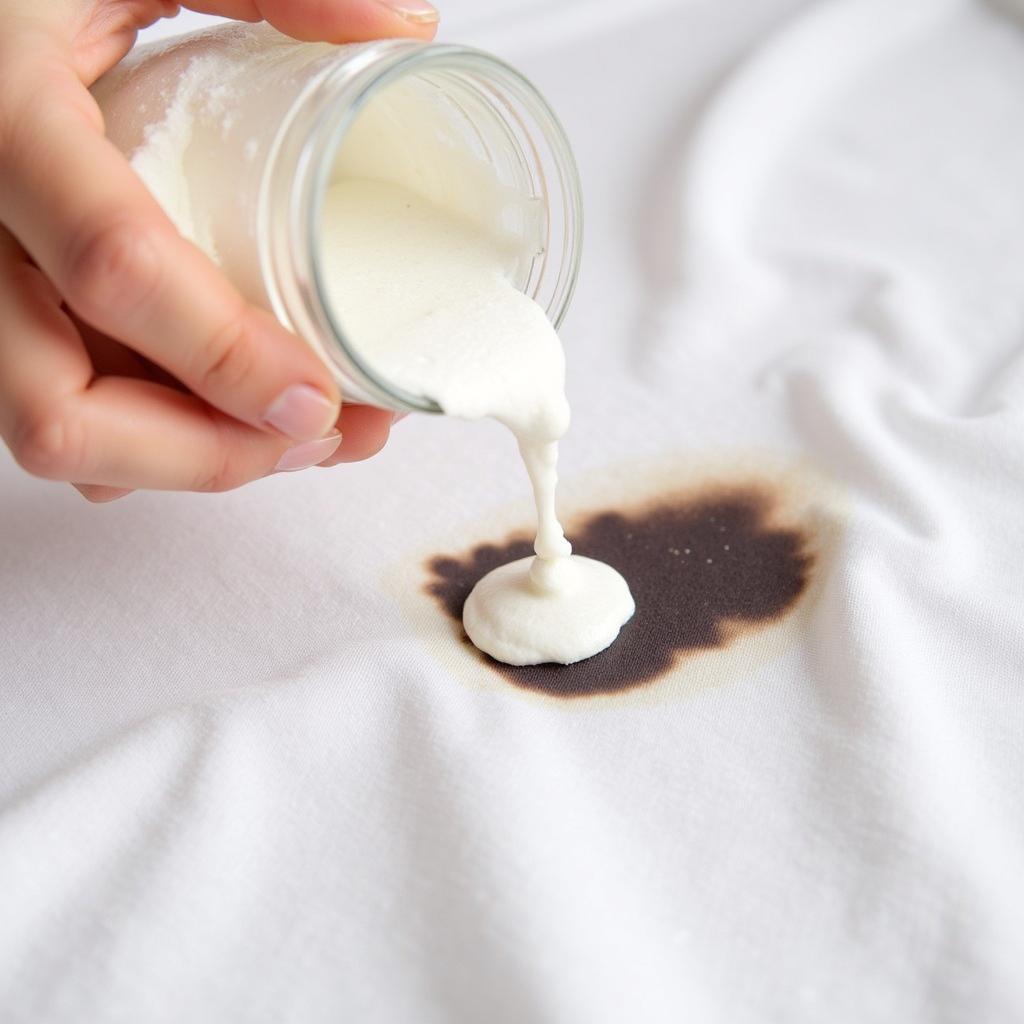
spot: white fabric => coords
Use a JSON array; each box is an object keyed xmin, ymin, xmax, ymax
[{"xmin": 3, "ymin": 0, "xmax": 1024, "ymax": 1020}]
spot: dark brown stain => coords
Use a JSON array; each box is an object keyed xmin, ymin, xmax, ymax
[{"xmin": 424, "ymin": 486, "xmax": 816, "ymax": 699}]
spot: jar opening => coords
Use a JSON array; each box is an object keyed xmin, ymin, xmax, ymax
[{"xmin": 297, "ymin": 45, "xmax": 583, "ymax": 412}]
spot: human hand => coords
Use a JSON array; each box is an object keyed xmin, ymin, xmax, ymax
[{"xmin": 0, "ymin": 0, "xmax": 438, "ymax": 502}]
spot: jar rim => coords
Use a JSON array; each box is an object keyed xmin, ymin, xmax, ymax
[{"xmin": 287, "ymin": 41, "xmax": 584, "ymax": 413}]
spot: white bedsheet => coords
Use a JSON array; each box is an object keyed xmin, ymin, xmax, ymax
[{"xmin": 3, "ymin": 1, "xmax": 1024, "ymax": 1020}]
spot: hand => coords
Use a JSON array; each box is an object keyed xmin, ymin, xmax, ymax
[{"xmin": 0, "ymin": 0, "xmax": 438, "ymax": 502}]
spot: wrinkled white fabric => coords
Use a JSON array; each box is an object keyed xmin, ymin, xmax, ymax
[{"xmin": 3, "ymin": 1, "xmax": 1024, "ymax": 1021}]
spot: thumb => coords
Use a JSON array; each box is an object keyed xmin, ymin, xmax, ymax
[{"xmin": 182, "ymin": 0, "xmax": 440, "ymax": 42}]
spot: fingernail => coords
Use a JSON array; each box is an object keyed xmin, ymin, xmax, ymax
[
  {"xmin": 275, "ymin": 432, "xmax": 343, "ymax": 473},
  {"xmin": 376, "ymin": 0, "xmax": 439, "ymax": 24},
  {"xmin": 392, "ymin": 411, "xmax": 409, "ymax": 424},
  {"xmin": 263, "ymin": 384, "xmax": 338, "ymax": 441},
  {"xmin": 74, "ymin": 484, "xmax": 133, "ymax": 503}
]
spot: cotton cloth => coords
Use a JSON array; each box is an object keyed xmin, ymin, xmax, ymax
[{"xmin": 2, "ymin": 1, "xmax": 1024, "ymax": 1021}]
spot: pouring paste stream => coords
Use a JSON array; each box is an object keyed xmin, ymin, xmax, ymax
[{"xmin": 320, "ymin": 179, "xmax": 634, "ymax": 666}]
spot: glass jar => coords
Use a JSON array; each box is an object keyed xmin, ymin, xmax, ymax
[{"xmin": 90, "ymin": 25, "xmax": 583, "ymax": 412}]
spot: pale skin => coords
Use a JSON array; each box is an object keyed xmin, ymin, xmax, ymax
[{"xmin": 0, "ymin": 0, "xmax": 439, "ymax": 502}]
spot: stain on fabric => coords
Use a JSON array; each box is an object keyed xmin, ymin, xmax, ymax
[{"xmin": 425, "ymin": 487, "xmax": 815, "ymax": 698}]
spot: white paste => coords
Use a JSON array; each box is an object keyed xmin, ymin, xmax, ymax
[{"xmin": 319, "ymin": 179, "xmax": 634, "ymax": 666}]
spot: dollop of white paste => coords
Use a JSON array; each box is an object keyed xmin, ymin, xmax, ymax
[{"xmin": 464, "ymin": 556, "xmax": 635, "ymax": 667}]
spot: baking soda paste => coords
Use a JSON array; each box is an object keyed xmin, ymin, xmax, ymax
[{"xmin": 319, "ymin": 179, "xmax": 634, "ymax": 666}]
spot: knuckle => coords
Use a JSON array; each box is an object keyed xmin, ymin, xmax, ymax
[
  {"xmin": 0, "ymin": 64, "xmax": 96, "ymax": 180},
  {"xmin": 62, "ymin": 216, "xmax": 162, "ymax": 326},
  {"xmin": 192, "ymin": 464, "xmax": 233, "ymax": 494},
  {"xmin": 0, "ymin": 99, "xmax": 40, "ymax": 184},
  {"xmin": 0, "ymin": 62, "xmax": 50, "ymax": 172},
  {"xmin": 12, "ymin": 405, "xmax": 86, "ymax": 480},
  {"xmin": 192, "ymin": 458, "xmax": 249, "ymax": 494},
  {"xmin": 189, "ymin": 415, "xmax": 252, "ymax": 494},
  {"xmin": 195, "ymin": 312, "xmax": 256, "ymax": 396}
]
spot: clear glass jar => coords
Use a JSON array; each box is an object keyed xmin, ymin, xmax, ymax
[{"xmin": 90, "ymin": 25, "xmax": 583, "ymax": 412}]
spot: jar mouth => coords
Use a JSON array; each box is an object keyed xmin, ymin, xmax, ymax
[{"xmin": 298, "ymin": 42, "xmax": 584, "ymax": 413}]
